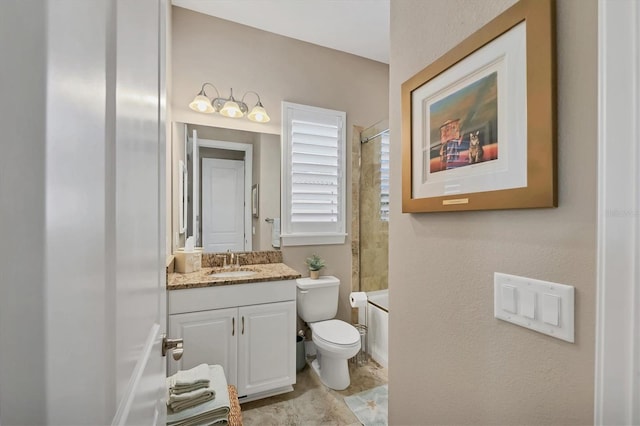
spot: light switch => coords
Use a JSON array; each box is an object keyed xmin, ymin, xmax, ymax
[
  {"xmin": 501, "ymin": 285, "xmax": 517, "ymax": 313},
  {"xmin": 521, "ymin": 289, "xmax": 536, "ymax": 319},
  {"xmin": 494, "ymin": 272, "xmax": 574, "ymax": 343},
  {"xmin": 542, "ymin": 293, "xmax": 560, "ymax": 326}
]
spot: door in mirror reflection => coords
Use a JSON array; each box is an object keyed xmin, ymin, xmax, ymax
[
  {"xmin": 172, "ymin": 122, "xmax": 280, "ymax": 253},
  {"xmin": 202, "ymin": 158, "xmax": 246, "ymax": 252}
]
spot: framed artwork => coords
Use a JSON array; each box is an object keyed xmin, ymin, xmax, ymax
[
  {"xmin": 252, "ymin": 184, "xmax": 259, "ymax": 218},
  {"xmin": 401, "ymin": 0, "xmax": 556, "ymax": 213}
]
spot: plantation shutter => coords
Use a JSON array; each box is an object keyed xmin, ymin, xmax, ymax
[
  {"xmin": 281, "ymin": 102, "xmax": 346, "ymax": 246},
  {"xmin": 380, "ymin": 132, "xmax": 390, "ymax": 221}
]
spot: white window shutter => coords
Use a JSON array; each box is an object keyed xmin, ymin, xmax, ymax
[
  {"xmin": 380, "ymin": 132, "xmax": 390, "ymax": 222},
  {"xmin": 281, "ymin": 102, "xmax": 347, "ymax": 246}
]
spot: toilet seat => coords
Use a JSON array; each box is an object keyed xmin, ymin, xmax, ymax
[{"xmin": 310, "ymin": 319, "xmax": 360, "ymax": 347}]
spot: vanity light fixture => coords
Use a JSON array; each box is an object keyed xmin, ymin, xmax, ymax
[{"xmin": 188, "ymin": 83, "xmax": 271, "ymax": 123}]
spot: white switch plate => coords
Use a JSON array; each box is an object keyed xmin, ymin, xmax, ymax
[{"xmin": 494, "ymin": 272, "xmax": 575, "ymax": 343}]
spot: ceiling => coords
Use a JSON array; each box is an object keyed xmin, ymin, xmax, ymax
[{"xmin": 171, "ymin": 0, "xmax": 390, "ymax": 64}]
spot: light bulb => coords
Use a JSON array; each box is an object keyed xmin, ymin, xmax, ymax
[
  {"xmin": 220, "ymin": 100, "xmax": 242, "ymax": 118},
  {"xmin": 248, "ymin": 104, "xmax": 270, "ymax": 123},
  {"xmin": 188, "ymin": 94, "xmax": 214, "ymax": 113}
]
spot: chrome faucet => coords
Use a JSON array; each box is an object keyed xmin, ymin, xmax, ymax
[
  {"xmin": 225, "ymin": 249, "xmax": 234, "ymax": 268},
  {"xmin": 226, "ymin": 249, "xmax": 242, "ymax": 268}
]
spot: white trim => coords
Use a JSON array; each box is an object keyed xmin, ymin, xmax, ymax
[
  {"xmin": 280, "ymin": 232, "xmax": 346, "ymax": 246},
  {"xmin": 595, "ymin": 1, "xmax": 640, "ymax": 424},
  {"xmin": 194, "ymin": 137, "xmax": 253, "ymax": 251},
  {"xmin": 191, "ymin": 129, "xmax": 199, "ymax": 244}
]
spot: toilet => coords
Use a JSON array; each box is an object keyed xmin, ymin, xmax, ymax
[{"xmin": 296, "ymin": 276, "xmax": 361, "ymax": 390}]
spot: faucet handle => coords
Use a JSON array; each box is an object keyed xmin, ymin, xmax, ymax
[{"xmin": 215, "ymin": 254, "xmax": 228, "ymax": 268}]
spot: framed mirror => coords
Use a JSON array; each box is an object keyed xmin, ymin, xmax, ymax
[{"xmin": 171, "ymin": 122, "xmax": 281, "ymax": 254}]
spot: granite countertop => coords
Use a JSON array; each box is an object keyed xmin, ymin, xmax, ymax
[{"xmin": 167, "ymin": 262, "xmax": 302, "ymax": 290}]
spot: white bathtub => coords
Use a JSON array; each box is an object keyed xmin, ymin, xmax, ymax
[{"xmin": 366, "ymin": 289, "xmax": 388, "ymax": 368}]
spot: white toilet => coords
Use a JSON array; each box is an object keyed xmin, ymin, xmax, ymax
[{"xmin": 296, "ymin": 276, "xmax": 361, "ymax": 390}]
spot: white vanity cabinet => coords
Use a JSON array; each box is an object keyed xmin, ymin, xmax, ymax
[
  {"xmin": 168, "ymin": 279, "xmax": 296, "ymax": 401},
  {"xmin": 169, "ymin": 308, "xmax": 239, "ymax": 385}
]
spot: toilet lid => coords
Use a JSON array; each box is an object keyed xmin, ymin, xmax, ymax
[{"xmin": 312, "ymin": 320, "xmax": 360, "ymax": 346}]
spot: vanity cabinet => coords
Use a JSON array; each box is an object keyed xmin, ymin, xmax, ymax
[
  {"xmin": 168, "ymin": 280, "xmax": 296, "ymax": 401},
  {"xmin": 169, "ymin": 308, "xmax": 238, "ymax": 384}
]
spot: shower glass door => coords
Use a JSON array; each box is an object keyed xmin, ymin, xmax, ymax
[{"xmin": 357, "ymin": 121, "xmax": 389, "ymax": 293}]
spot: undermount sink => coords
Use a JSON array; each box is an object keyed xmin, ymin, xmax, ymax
[{"xmin": 209, "ymin": 269, "xmax": 258, "ymax": 278}]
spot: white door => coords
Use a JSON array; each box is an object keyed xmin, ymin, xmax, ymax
[
  {"xmin": 168, "ymin": 309, "xmax": 238, "ymax": 387},
  {"xmin": 237, "ymin": 301, "xmax": 296, "ymax": 397},
  {"xmin": 596, "ymin": 1, "xmax": 640, "ymax": 424},
  {"xmin": 202, "ymin": 158, "xmax": 246, "ymax": 252},
  {"xmin": 7, "ymin": 0, "xmax": 169, "ymax": 423},
  {"xmin": 112, "ymin": 0, "xmax": 168, "ymax": 424}
]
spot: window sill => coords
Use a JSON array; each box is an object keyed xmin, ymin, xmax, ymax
[{"xmin": 281, "ymin": 233, "xmax": 347, "ymax": 247}]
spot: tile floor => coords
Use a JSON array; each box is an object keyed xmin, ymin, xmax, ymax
[{"xmin": 241, "ymin": 358, "xmax": 388, "ymax": 426}]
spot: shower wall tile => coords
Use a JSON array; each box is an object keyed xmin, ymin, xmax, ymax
[
  {"xmin": 357, "ymin": 130, "xmax": 389, "ymax": 293},
  {"xmin": 351, "ymin": 128, "xmax": 362, "ymax": 292}
]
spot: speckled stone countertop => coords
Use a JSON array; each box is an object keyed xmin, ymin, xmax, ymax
[{"xmin": 167, "ymin": 262, "xmax": 302, "ymax": 290}]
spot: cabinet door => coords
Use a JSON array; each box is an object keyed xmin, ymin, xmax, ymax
[
  {"xmin": 237, "ymin": 301, "xmax": 296, "ymax": 396},
  {"xmin": 168, "ymin": 308, "xmax": 238, "ymax": 387}
]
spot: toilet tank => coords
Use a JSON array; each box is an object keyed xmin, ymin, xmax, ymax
[{"xmin": 296, "ymin": 276, "xmax": 340, "ymax": 323}]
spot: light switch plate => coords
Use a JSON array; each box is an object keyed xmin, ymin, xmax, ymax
[{"xmin": 494, "ymin": 272, "xmax": 574, "ymax": 343}]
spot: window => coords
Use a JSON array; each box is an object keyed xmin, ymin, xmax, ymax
[
  {"xmin": 281, "ymin": 102, "xmax": 346, "ymax": 246},
  {"xmin": 380, "ymin": 132, "xmax": 390, "ymax": 221}
]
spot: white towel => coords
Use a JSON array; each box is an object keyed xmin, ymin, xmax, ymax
[
  {"xmin": 167, "ymin": 386, "xmax": 216, "ymax": 413},
  {"xmin": 272, "ymin": 218, "xmax": 281, "ymax": 248},
  {"xmin": 167, "ymin": 365, "xmax": 231, "ymax": 426},
  {"xmin": 168, "ymin": 364, "xmax": 210, "ymax": 394}
]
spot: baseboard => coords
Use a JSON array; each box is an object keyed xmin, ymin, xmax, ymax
[{"xmin": 237, "ymin": 385, "xmax": 294, "ymax": 404}]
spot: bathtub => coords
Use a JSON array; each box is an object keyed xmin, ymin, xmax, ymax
[{"xmin": 366, "ymin": 289, "xmax": 388, "ymax": 368}]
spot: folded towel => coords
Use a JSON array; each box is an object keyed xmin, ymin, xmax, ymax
[
  {"xmin": 168, "ymin": 387, "xmax": 215, "ymax": 405},
  {"xmin": 168, "ymin": 391, "xmax": 215, "ymax": 413},
  {"xmin": 167, "ymin": 365, "xmax": 231, "ymax": 426},
  {"xmin": 168, "ymin": 363, "xmax": 210, "ymax": 394},
  {"xmin": 168, "ymin": 385, "xmax": 216, "ymax": 413},
  {"xmin": 166, "ymin": 411, "xmax": 228, "ymax": 426},
  {"xmin": 170, "ymin": 381, "xmax": 209, "ymax": 395}
]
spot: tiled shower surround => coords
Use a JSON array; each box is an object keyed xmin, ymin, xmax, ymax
[{"xmin": 352, "ymin": 124, "xmax": 389, "ymax": 293}]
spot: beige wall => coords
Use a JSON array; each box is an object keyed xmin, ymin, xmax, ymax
[
  {"xmin": 172, "ymin": 7, "xmax": 389, "ymax": 321},
  {"xmin": 389, "ymin": 1, "xmax": 597, "ymax": 424}
]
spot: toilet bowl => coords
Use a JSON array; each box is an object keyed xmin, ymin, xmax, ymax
[
  {"xmin": 296, "ymin": 276, "xmax": 361, "ymax": 390},
  {"xmin": 309, "ymin": 319, "xmax": 361, "ymax": 390}
]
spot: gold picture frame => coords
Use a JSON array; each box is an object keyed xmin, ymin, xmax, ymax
[{"xmin": 402, "ymin": 0, "xmax": 556, "ymax": 213}]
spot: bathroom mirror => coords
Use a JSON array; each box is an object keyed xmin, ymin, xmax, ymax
[{"xmin": 171, "ymin": 122, "xmax": 281, "ymax": 254}]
